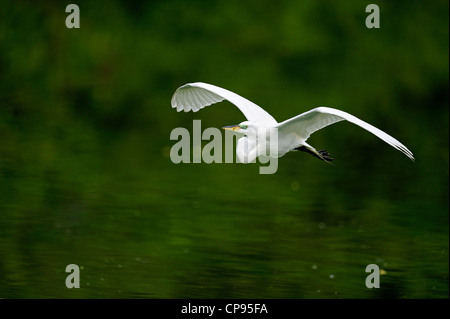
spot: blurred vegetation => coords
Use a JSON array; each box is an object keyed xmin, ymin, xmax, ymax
[{"xmin": 0, "ymin": 1, "xmax": 448, "ymax": 298}]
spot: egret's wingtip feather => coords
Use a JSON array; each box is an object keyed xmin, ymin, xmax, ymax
[{"xmin": 170, "ymin": 82, "xmax": 278, "ymax": 124}]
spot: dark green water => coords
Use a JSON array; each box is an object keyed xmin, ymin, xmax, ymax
[
  {"xmin": 0, "ymin": 121, "xmax": 448, "ymax": 298},
  {"xmin": 0, "ymin": 1, "xmax": 448, "ymax": 298}
]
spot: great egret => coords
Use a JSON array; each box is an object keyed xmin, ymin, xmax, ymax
[{"xmin": 171, "ymin": 82, "xmax": 414, "ymax": 163}]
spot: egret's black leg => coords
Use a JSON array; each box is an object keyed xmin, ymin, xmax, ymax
[{"xmin": 295, "ymin": 146, "xmax": 334, "ymax": 162}]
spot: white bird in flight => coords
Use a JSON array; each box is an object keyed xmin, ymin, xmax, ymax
[{"xmin": 171, "ymin": 82, "xmax": 414, "ymax": 164}]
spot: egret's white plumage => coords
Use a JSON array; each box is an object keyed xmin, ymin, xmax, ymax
[
  {"xmin": 171, "ymin": 82, "xmax": 414, "ymax": 163},
  {"xmin": 171, "ymin": 82, "xmax": 277, "ymax": 125}
]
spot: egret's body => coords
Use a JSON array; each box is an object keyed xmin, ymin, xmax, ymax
[{"xmin": 171, "ymin": 82, "xmax": 414, "ymax": 163}]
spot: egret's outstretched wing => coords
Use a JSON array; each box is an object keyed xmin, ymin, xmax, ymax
[
  {"xmin": 171, "ymin": 82, "xmax": 278, "ymax": 126},
  {"xmin": 276, "ymin": 107, "xmax": 414, "ymax": 161}
]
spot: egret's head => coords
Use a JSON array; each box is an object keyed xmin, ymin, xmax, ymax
[{"xmin": 222, "ymin": 121, "xmax": 255, "ymax": 135}]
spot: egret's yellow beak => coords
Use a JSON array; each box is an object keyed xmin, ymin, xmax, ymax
[{"xmin": 222, "ymin": 125, "xmax": 240, "ymax": 131}]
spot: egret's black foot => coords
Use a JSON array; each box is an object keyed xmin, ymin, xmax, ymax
[
  {"xmin": 318, "ymin": 150, "xmax": 334, "ymax": 162},
  {"xmin": 295, "ymin": 146, "xmax": 335, "ymax": 162}
]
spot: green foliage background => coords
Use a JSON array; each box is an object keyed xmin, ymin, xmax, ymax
[{"xmin": 0, "ymin": 1, "xmax": 448, "ymax": 298}]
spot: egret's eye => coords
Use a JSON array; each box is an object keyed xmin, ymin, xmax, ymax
[{"xmin": 240, "ymin": 125, "xmax": 248, "ymax": 129}]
